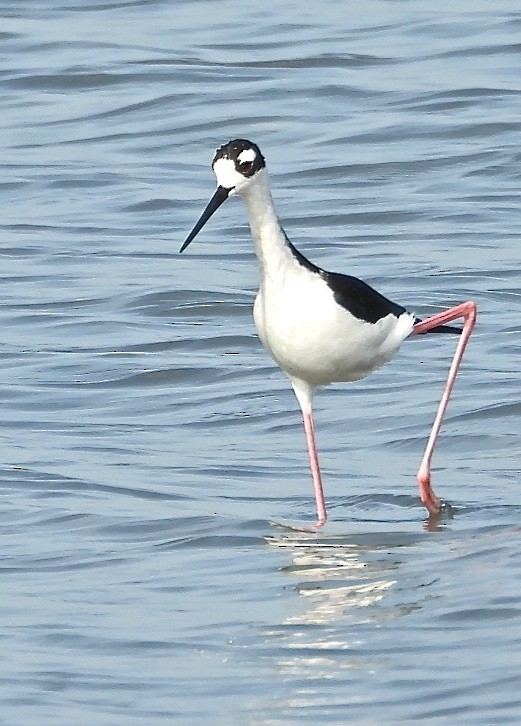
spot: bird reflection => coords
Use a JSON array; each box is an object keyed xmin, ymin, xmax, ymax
[
  {"xmin": 257, "ymin": 529, "xmax": 434, "ymax": 720},
  {"xmin": 266, "ymin": 530, "xmax": 422, "ymax": 627}
]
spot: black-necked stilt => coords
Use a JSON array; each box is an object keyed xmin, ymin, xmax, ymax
[{"xmin": 180, "ymin": 139, "xmax": 477, "ymax": 527}]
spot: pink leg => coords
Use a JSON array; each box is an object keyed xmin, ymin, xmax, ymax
[
  {"xmin": 302, "ymin": 410, "xmax": 327, "ymax": 527},
  {"xmin": 291, "ymin": 380, "xmax": 327, "ymax": 527},
  {"xmin": 409, "ymin": 301, "xmax": 477, "ymax": 514}
]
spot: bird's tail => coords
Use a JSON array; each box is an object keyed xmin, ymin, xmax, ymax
[{"xmin": 413, "ymin": 318, "xmax": 461, "ymax": 334}]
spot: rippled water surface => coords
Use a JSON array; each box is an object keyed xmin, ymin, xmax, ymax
[{"xmin": 1, "ymin": 1, "xmax": 520, "ymax": 724}]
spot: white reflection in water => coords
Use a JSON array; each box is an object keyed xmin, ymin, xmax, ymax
[
  {"xmin": 268, "ymin": 535, "xmax": 397, "ymax": 627},
  {"xmin": 259, "ymin": 532, "xmax": 427, "ymax": 719}
]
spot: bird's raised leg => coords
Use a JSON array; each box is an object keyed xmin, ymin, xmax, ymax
[
  {"xmin": 291, "ymin": 379, "xmax": 327, "ymax": 527},
  {"xmin": 409, "ymin": 301, "xmax": 477, "ymax": 514}
]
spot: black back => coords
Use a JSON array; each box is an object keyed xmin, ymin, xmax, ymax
[
  {"xmin": 323, "ymin": 270, "xmax": 408, "ymax": 324},
  {"xmin": 287, "ymin": 240, "xmax": 406, "ymax": 323},
  {"xmin": 287, "ymin": 241, "xmax": 460, "ymax": 333}
]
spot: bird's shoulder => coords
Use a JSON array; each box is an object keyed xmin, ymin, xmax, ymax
[{"xmin": 287, "ymin": 240, "xmax": 408, "ymax": 325}]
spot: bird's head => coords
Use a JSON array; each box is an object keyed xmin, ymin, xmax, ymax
[{"xmin": 180, "ymin": 139, "xmax": 265, "ymax": 253}]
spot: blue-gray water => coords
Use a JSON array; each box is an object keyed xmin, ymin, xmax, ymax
[{"xmin": 1, "ymin": 1, "xmax": 520, "ymax": 724}]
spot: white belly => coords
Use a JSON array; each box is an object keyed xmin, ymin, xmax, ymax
[{"xmin": 253, "ymin": 270, "xmax": 414, "ymax": 387}]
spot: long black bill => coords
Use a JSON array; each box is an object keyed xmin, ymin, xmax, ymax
[{"xmin": 179, "ymin": 185, "xmax": 231, "ymax": 253}]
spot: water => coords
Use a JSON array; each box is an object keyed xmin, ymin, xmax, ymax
[{"xmin": 1, "ymin": 1, "xmax": 520, "ymax": 723}]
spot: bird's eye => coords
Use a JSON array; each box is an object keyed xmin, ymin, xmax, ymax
[
  {"xmin": 237, "ymin": 158, "xmax": 256, "ymax": 177},
  {"xmin": 236, "ymin": 149, "xmax": 257, "ymax": 174}
]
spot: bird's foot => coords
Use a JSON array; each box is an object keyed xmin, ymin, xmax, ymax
[
  {"xmin": 424, "ymin": 500, "xmax": 455, "ymax": 532},
  {"xmin": 417, "ymin": 470, "xmax": 442, "ymax": 515}
]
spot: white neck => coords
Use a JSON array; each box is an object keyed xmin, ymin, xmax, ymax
[{"xmin": 239, "ymin": 169, "xmax": 295, "ymax": 277}]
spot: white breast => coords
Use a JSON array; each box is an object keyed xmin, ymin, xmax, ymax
[{"xmin": 253, "ymin": 268, "xmax": 414, "ymax": 387}]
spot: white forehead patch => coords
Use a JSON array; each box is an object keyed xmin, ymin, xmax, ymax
[
  {"xmin": 213, "ymin": 157, "xmax": 242, "ymax": 190},
  {"xmin": 237, "ymin": 148, "xmax": 256, "ymax": 164}
]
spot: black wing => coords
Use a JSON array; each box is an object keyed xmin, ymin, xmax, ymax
[
  {"xmin": 288, "ymin": 239, "xmax": 461, "ymax": 332},
  {"xmin": 323, "ymin": 270, "xmax": 407, "ymax": 324}
]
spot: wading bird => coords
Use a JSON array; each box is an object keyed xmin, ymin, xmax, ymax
[{"xmin": 180, "ymin": 139, "xmax": 476, "ymax": 527}]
